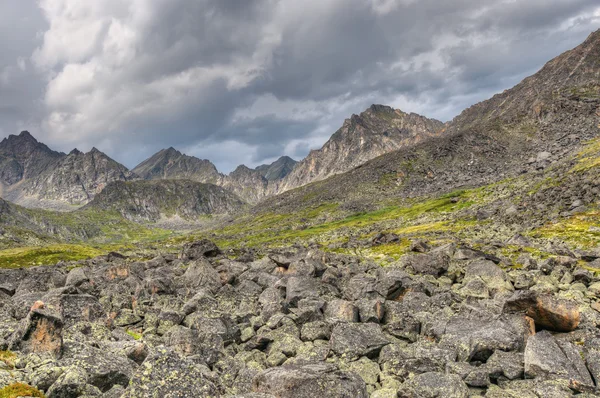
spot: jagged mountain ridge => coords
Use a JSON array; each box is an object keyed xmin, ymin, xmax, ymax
[
  {"xmin": 3, "ymin": 147, "xmax": 137, "ymax": 209},
  {"xmin": 86, "ymin": 179, "xmax": 245, "ymax": 222},
  {"xmin": 132, "ymin": 104, "xmax": 444, "ymax": 203}
]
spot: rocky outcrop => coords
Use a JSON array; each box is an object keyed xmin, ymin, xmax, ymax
[
  {"xmin": 220, "ymin": 165, "xmax": 270, "ymax": 205},
  {"xmin": 2, "ymin": 144, "xmax": 137, "ymax": 210},
  {"xmin": 85, "ymin": 179, "xmax": 245, "ymax": 222},
  {"xmin": 19, "ymin": 148, "xmax": 136, "ymax": 206}
]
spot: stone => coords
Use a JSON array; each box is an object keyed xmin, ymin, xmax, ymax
[
  {"xmin": 9, "ymin": 307, "xmax": 63, "ymax": 357},
  {"xmin": 524, "ymin": 330, "xmax": 593, "ymax": 387},
  {"xmin": 401, "ymin": 253, "xmax": 449, "ymax": 277},
  {"xmin": 504, "ymin": 290, "xmax": 580, "ymax": 332},
  {"xmin": 252, "ymin": 362, "xmax": 368, "ymax": 398},
  {"xmin": 330, "ymin": 323, "xmax": 389, "ymax": 359},
  {"xmin": 122, "ymin": 347, "xmax": 219, "ymax": 397},
  {"xmin": 180, "ymin": 239, "xmax": 221, "ymax": 259},
  {"xmin": 398, "ymin": 372, "xmax": 469, "ymax": 398},
  {"xmin": 324, "ymin": 299, "xmax": 359, "ymax": 323}
]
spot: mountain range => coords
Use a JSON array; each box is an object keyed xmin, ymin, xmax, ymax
[
  {"xmin": 0, "ymin": 30, "xmax": 598, "ymax": 226},
  {"xmin": 0, "ymin": 105, "xmax": 444, "ymax": 210}
]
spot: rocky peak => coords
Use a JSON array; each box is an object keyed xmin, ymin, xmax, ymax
[
  {"xmin": 18, "ymin": 130, "xmax": 36, "ymax": 140},
  {"xmin": 13, "ymin": 144, "xmax": 137, "ymax": 207},
  {"xmin": 132, "ymin": 147, "xmax": 221, "ymax": 184},
  {"xmin": 255, "ymin": 156, "xmax": 298, "ymax": 181},
  {"xmin": 0, "ymin": 131, "xmax": 64, "ymax": 185},
  {"xmin": 277, "ymin": 105, "xmax": 444, "ymax": 192}
]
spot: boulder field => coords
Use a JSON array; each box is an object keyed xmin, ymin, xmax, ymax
[{"xmin": 1, "ymin": 239, "xmax": 599, "ymax": 397}]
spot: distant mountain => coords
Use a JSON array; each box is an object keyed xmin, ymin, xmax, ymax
[
  {"xmin": 2, "ymin": 145, "xmax": 137, "ymax": 209},
  {"xmin": 132, "ymin": 147, "xmax": 221, "ymax": 184},
  {"xmin": 276, "ymin": 105, "xmax": 444, "ymax": 192},
  {"xmin": 220, "ymin": 165, "xmax": 270, "ymax": 204},
  {"xmin": 255, "ymin": 156, "xmax": 297, "ymax": 181},
  {"xmin": 133, "ymin": 105, "xmax": 443, "ymax": 203},
  {"xmin": 0, "ymin": 131, "xmax": 64, "ymax": 185},
  {"xmin": 86, "ymin": 179, "xmax": 245, "ymax": 222}
]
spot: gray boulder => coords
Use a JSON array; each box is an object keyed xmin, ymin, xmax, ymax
[
  {"xmin": 524, "ymin": 330, "xmax": 593, "ymax": 388},
  {"xmin": 122, "ymin": 347, "xmax": 219, "ymax": 397},
  {"xmin": 252, "ymin": 362, "xmax": 368, "ymax": 398},
  {"xmin": 330, "ymin": 323, "xmax": 389, "ymax": 359}
]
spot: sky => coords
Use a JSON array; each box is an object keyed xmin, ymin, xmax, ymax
[{"xmin": 1, "ymin": 0, "xmax": 599, "ymax": 173}]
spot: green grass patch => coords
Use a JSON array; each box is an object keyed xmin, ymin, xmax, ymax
[
  {"xmin": 0, "ymin": 244, "xmax": 114, "ymax": 269},
  {"xmin": 571, "ymin": 138, "xmax": 600, "ymax": 172},
  {"xmin": 0, "ymin": 383, "xmax": 45, "ymax": 398},
  {"xmin": 194, "ymin": 190, "xmax": 476, "ymax": 251},
  {"xmin": 0, "ymin": 350, "xmax": 16, "ymax": 368}
]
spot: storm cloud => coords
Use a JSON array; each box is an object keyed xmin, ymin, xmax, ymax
[{"xmin": 1, "ymin": 0, "xmax": 599, "ymax": 171}]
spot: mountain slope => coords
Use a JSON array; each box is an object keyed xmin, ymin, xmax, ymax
[
  {"xmin": 276, "ymin": 105, "xmax": 444, "ymax": 192},
  {"xmin": 86, "ymin": 179, "xmax": 245, "ymax": 222},
  {"xmin": 132, "ymin": 147, "xmax": 221, "ymax": 184},
  {"xmin": 258, "ymin": 30, "xmax": 600, "ymax": 214},
  {"xmin": 255, "ymin": 156, "xmax": 297, "ymax": 181}
]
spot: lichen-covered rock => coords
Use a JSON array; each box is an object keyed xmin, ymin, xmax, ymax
[
  {"xmin": 9, "ymin": 307, "xmax": 63, "ymax": 358},
  {"xmin": 504, "ymin": 290, "xmax": 580, "ymax": 332},
  {"xmin": 122, "ymin": 347, "xmax": 219, "ymax": 397},
  {"xmin": 524, "ymin": 330, "xmax": 593, "ymax": 388},
  {"xmin": 252, "ymin": 362, "xmax": 368, "ymax": 398},
  {"xmin": 180, "ymin": 239, "xmax": 221, "ymax": 260},
  {"xmin": 330, "ymin": 323, "xmax": 389, "ymax": 359},
  {"xmin": 45, "ymin": 366, "xmax": 102, "ymax": 398},
  {"xmin": 398, "ymin": 372, "xmax": 469, "ymax": 398}
]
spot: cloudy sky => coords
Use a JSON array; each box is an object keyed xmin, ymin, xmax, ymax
[{"xmin": 1, "ymin": 0, "xmax": 599, "ymax": 172}]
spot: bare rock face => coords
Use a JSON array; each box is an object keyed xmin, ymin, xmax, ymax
[
  {"xmin": 255, "ymin": 156, "xmax": 298, "ymax": 181},
  {"xmin": 85, "ymin": 179, "xmax": 245, "ymax": 222},
  {"xmin": 0, "ymin": 131, "xmax": 63, "ymax": 186},
  {"xmin": 20, "ymin": 148, "xmax": 137, "ymax": 206},
  {"xmin": 219, "ymin": 165, "xmax": 271, "ymax": 204},
  {"xmin": 2, "ymin": 142, "xmax": 137, "ymax": 209}
]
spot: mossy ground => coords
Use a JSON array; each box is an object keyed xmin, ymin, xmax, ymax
[
  {"xmin": 0, "ymin": 383, "xmax": 45, "ymax": 398},
  {"xmin": 533, "ymin": 208, "xmax": 600, "ymax": 248},
  {"xmin": 0, "ymin": 208, "xmax": 178, "ymax": 269},
  {"xmin": 126, "ymin": 330, "xmax": 143, "ymax": 340}
]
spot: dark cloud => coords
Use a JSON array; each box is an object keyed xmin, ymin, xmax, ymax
[{"xmin": 0, "ymin": 0, "xmax": 598, "ymax": 172}]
